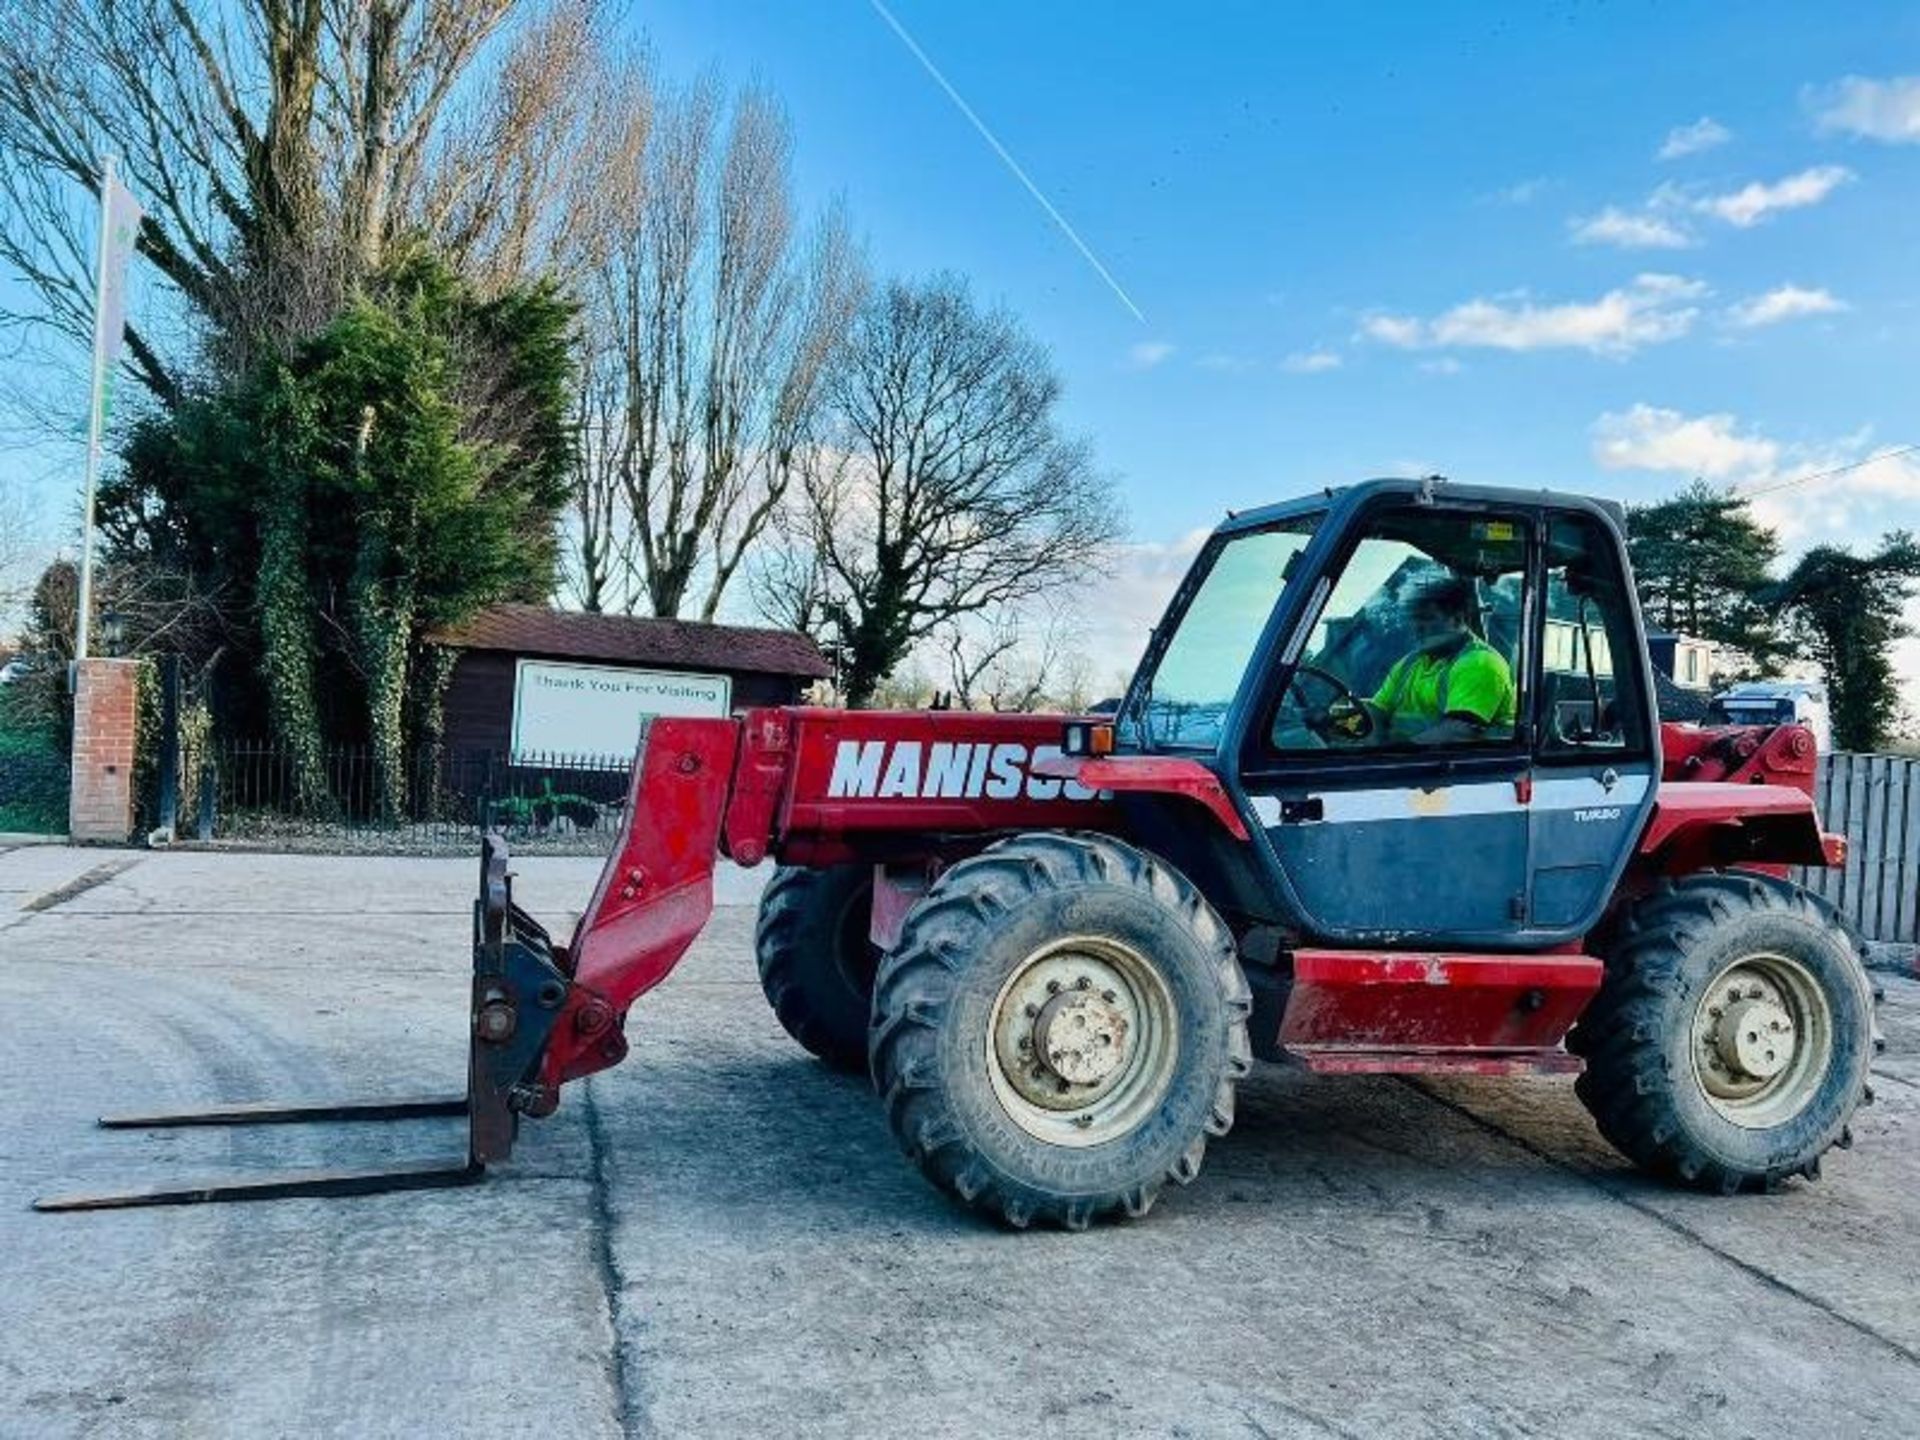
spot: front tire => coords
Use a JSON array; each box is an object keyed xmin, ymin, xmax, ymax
[
  {"xmin": 870, "ymin": 833, "xmax": 1252, "ymax": 1229},
  {"xmin": 1570, "ymin": 872, "xmax": 1877, "ymax": 1192},
  {"xmin": 755, "ymin": 864, "xmax": 879, "ymax": 1071}
]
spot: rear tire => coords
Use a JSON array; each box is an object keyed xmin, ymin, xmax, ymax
[
  {"xmin": 755, "ymin": 864, "xmax": 879, "ymax": 1072},
  {"xmin": 1570, "ymin": 872, "xmax": 1877, "ymax": 1192},
  {"xmin": 870, "ymin": 833, "xmax": 1252, "ymax": 1229}
]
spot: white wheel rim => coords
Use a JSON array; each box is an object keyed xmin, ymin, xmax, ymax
[
  {"xmin": 1690, "ymin": 951, "xmax": 1834, "ymax": 1129},
  {"xmin": 986, "ymin": 936, "xmax": 1179, "ymax": 1148}
]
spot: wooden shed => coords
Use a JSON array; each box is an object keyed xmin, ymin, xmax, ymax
[{"xmin": 427, "ymin": 604, "xmax": 831, "ymax": 760}]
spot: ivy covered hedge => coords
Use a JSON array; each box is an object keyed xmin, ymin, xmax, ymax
[
  {"xmin": 0, "ymin": 693, "xmax": 66, "ymax": 834},
  {"xmin": 103, "ymin": 251, "xmax": 575, "ymax": 818}
]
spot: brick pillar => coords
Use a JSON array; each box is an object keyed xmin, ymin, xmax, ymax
[{"xmin": 70, "ymin": 658, "xmax": 140, "ymax": 843}]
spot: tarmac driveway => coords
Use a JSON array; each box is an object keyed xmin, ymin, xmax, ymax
[{"xmin": 2, "ymin": 845, "xmax": 1917, "ymax": 1438}]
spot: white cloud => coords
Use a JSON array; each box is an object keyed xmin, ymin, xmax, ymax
[
  {"xmin": 1592, "ymin": 404, "xmax": 1781, "ymax": 479},
  {"xmin": 1569, "ymin": 206, "xmax": 1695, "ymax": 250},
  {"xmin": 1361, "ymin": 274, "xmax": 1707, "ymax": 357},
  {"xmin": 1487, "ymin": 177, "xmax": 1553, "ymax": 206},
  {"xmin": 1281, "ymin": 349, "xmax": 1342, "ymax": 374},
  {"xmin": 1808, "ymin": 75, "xmax": 1920, "ymax": 144},
  {"xmin": 1358, "ymin": 314, "xmax": 1423, "ymax": 348},
  {"xmin": 1659, "ymin": 116, "xmax": 1732, "ymax": 160},
  {"xmin": 1571, "ymin": 166, "xmax": 1851, "ymax": 249},
  {"xmin": 1071, "ymin": 528, "xmax": 1214, "ymax": 678},
  {"xmin": 1124, "ymin": 341, "xmax": 1175, "ymax": 370},
  {"xmin": 1693, "ymin": 165, "xmax": 1853, "ymax": 227},
  {"xmin": 1590, "ymin": 404, "xmax": 1920, "ymax": 544},
  {"xmin": 1418, "ymin": 357, "xmax": 1463, "ymax": 376},
  {"xmin": 1726, "ymin": 284, "xmax": 1848, "ymax": 329}
]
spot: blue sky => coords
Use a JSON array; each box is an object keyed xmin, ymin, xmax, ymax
[
  {"xmin": 7, "ymin": 4, "xmax": 1918, "ymax": 692},
  {"xmin": 645, "ymin": 2, "xmax": 1920, "ymax": 681}
]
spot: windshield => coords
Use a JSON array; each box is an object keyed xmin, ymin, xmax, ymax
[{"xmin": 1119, "ymin": 518, "xmax": 1319, "ymax": 750}]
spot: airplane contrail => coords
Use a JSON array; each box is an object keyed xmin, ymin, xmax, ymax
[{"xmin": 868, "ymin": 0, "xmax": 1148, "ymax": 324}]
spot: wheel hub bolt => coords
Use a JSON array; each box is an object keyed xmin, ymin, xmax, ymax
[
  {"xmin": 1031, "ymin": 989, "xmax": 1130, "ymax": 1087},
  {"xmin": 1717, "ymin": 997, "xmax": 1794, "ymax": 1080}
]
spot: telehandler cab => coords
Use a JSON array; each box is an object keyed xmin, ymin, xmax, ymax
[{"xmin": 40, "ymin": 478, "xmax": 1879, "ymax": 1229}]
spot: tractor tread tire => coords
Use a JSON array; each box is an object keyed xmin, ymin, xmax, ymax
[
  {"xmin": 1570, "ymin": 871, "xmax": 1876, "ymax": 1193},
  {"xmin": 756, "ymin": 865, "xmax": 876, "ymax": 1072},
  {"xmin": 871, "ymin": 832, "xmax": 1251, "ymax": 1230}
]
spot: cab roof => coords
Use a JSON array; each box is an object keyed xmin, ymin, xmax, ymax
[{"xmin": 1216, "ymin": 476, "xmax": 1628, "ymax": 538}]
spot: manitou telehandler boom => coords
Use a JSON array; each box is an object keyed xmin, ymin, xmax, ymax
[{"xmin": 40, "ymin": 478, "xmax": 1879, "ymax": 1227}]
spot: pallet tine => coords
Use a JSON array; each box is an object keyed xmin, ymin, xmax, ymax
[
  {"xmin": 33, "ymin": 831, "xmax": 568, "ymax": 1214},
  {"xmin": 33, "ymin": 1158, "xmax": 484, "ymax": 1212},
  {"xmin": 99, "ymin": 1095, "xmax": 470, "ymax": 1129}
]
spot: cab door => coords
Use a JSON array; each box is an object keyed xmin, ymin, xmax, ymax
[
  {"xmin": 1237, "ymin": 502, "xmax": 1538, "ymax": 946},
  {"xmin": 1526, "ymin": 510, "xmax": 1659, "ymax": 933}
]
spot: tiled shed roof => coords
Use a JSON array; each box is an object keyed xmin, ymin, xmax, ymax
[{"xmin": 429, "ymin": 604, "xmax": 831, "ymax": 680}]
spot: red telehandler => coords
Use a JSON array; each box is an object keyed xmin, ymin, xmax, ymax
[{"xmin": 39, "ymin": 479, "xmax": 1880, "ymax": 1227}]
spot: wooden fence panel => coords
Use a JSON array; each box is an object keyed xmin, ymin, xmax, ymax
[
  {"xmin": 1898, "ymin": 759, "xmax": 1920, "ymax": 945},
  {"xmin": 1844, "ymin": 757, "xmax": 1870, "ymax": 922},
  {"xmin": 1793, "ymin": 751, "xmax": 1920, "ymax": 944},
  {"xmin": 1870, "ymin": 755, "xmax": 1898, "ymax": 940},
  {"xmin": 1804, "ymin": 757, "xmax": 1840, "ymax": 908}
]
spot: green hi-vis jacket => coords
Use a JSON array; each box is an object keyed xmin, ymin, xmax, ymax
[{"xmin": 1371, "ymin": 637, "xmax": 1517, "ymax": 737}]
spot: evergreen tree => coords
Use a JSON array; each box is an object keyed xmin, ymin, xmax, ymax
[
  {"xmin": 103, "ymin": 252, "xmax": 574, "ymax": 811},
  {"xmin": 1626, "ymin": 480, "xmax": 1780, "ymax": 667},
  {"xmin": 1763, "ymin": 533, "xmax": 1920, "ymax": 752}
]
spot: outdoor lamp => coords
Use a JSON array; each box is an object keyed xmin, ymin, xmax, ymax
[{"xmin": 99, "ymin": 608, "xmax": 126, "ymax": 657}]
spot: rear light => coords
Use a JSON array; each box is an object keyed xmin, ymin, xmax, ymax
[{"xmin": 1062, "ymin": 722, "xmax": 1115, "ymax": 757}]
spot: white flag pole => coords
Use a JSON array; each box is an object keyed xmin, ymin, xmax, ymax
[{"xmin": 74, "ymin": 154, "xmax": 119, "ymax": 664}]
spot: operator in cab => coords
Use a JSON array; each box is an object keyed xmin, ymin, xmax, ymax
[{"xmin": 1365, "ymin": 573, "xmax": 1515, "ymax": 745}]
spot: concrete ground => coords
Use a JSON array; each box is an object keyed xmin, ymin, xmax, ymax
[{"xmin": 2, "ymin": 844, "xmax": 1917, "ymax": 1440}]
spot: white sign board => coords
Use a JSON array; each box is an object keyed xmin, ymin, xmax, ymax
[{"xmin": 511, "ymin": 660, "xmax": 731, "ymax": 759}]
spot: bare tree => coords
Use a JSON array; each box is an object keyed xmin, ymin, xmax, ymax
[
  {"xmin": 943, "ymin": 609, "xmax": 1063, "ymax": 713},
  {"xmin": 749, "ymin": 469, "xmax": 835, "ymax": 640},
  {"xmin": 560, "ymin": 333, "xmax": 629, "ymax": 610},
  {"xmin": 0, "ymin": 471, "xmax": 39, "ymax": 627},
  {"xmin": 0, "ymin": 0, "xmax": 647, "ymax": 403},
  {"xmin": 585, "ymin": 78, "xmax": 863, "ymax": 620},
  {"xmin": 769, "ymin": 274, "xmax": 1123, "ymax": 708},
  {"xmin": 1048, "ymin": 649, "xmax": 1097, "ymax": 712},
  {"xmin": 418, "ymin": 0, "xmax": 652, "ymax": 293}
]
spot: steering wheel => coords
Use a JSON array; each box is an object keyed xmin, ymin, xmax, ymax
[{"xmin": 1287, "ymin": 664, "xmax": 1374, "ymax": 740}]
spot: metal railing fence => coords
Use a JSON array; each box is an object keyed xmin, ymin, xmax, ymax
[{"xmin": 196, "ymin": 741, "xmax": 631, "ymax": 854}]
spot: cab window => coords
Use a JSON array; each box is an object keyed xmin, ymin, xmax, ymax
[
  {"xmin": 1539, "ymin": 514, "xmax": 1646, "ymax": 757},
  {"xmin": 1270, "ymin": 507, "xmax": 1530, "ymax": 752},
  {"xmin": 1118, "ymin": 517, "xmax": 1318, "ymax": 751}
]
